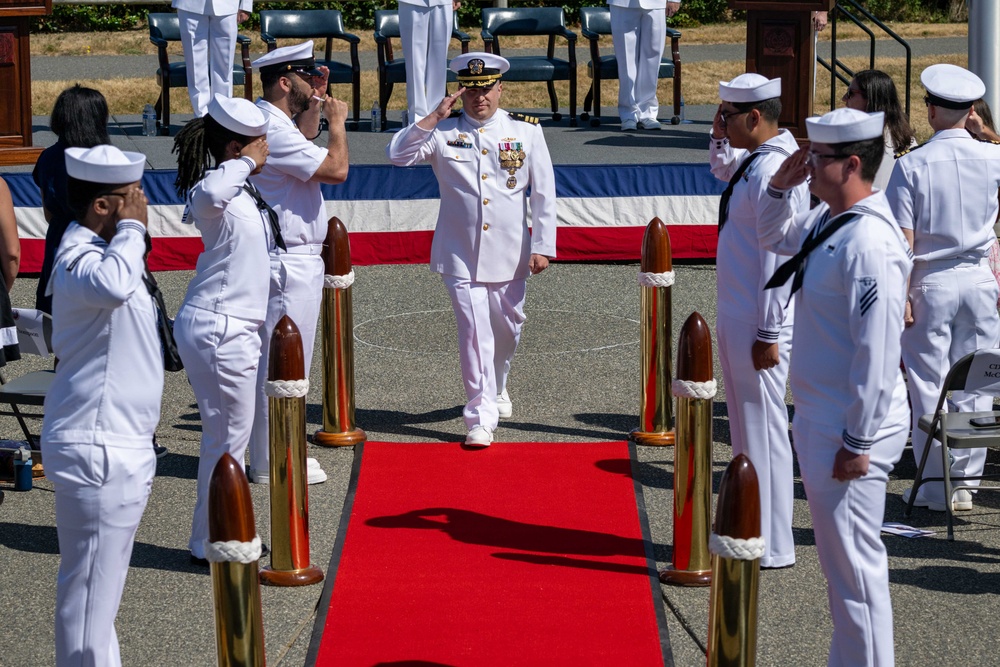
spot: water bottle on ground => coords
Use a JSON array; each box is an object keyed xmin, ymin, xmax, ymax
[
  {"xmin": 371, "ymin": 100, "xmax": 381, "ymax": 133},
  {"xmin": 142, "ymin": 103, "xmax": 157, "ymax": 137}
]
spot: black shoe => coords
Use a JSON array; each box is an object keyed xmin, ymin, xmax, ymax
[
  {"xmin": 261, "ymin": 543, "xmax": 270, "ymax": 558},
  {"xmin": 189, "ymin": 554, "xmax": 209, "ymax": 567},
  {"xmin": 154, "ymin": 445, "xmax": 168, "ymax": 459}
]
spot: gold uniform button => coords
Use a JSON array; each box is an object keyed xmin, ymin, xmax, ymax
[
  {"xmin": 483, "ymin": 198, "xmax": 490, "ymax": 205},
  {"xmin": 483, "ymin": 224, "xmax": 490, "ymax": 231},
  {"xmin": 478, "ymin": 128, "xmax": 485, "ymax": 133},
  {"xmin": 481, "ymin": 174, "xmax": 488, "ymax": 180},
  {"xmin": 481, "ymin": 149, "xmax": 488, "ymax": 155}
]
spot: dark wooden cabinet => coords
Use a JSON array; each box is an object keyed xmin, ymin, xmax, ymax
[{"xmin": 0, "ymin": 0, "xmax": 51, "ymax": 166}]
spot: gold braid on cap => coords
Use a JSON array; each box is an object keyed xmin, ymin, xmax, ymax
[{"xmin": 457, "ymin": 58, "xmax": 501, "ymax": 87}]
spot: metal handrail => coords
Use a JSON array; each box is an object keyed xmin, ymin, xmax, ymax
[{"xmin": 819, "ymin": 0, "xmax": 913, "ymax": 117}]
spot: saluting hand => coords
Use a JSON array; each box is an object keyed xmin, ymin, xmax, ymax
[
  {"xmin": 240, "ymin": 137, "xmax": 269, "ymax": 168},
  {"xmin": 116, "ymin": 186, "xmax": 149, "ymax": 228},
  {"xmin": 711, "ymin": 105, "xmax": 726, "ymax": 140},
  {"xmin": 418, "ymin": 88, "xmax": 466, "ymax": 131},
  {"xmin": 770, "ymin": 146, "xmax": 811, "ymax": 191}
]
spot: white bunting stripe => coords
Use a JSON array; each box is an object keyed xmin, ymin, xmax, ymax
[
  {"xmin": 638, "ymin": 270, "xmax": 676, "ymax": 288},
  {"xmin": 265, "ymin": 378, "xmax": 309, "ymax": 398},
  {"xmin": 671, "ymin": 378, "xmax": 718, "ymax": 399},
  {"xmin": 709, "ymin": 533, "xmax": 765, "ymax": 561},
  {"xmin": 324, "ymin": 270, "xmax": 355, "ymax": 290},
  {"xmin": 203, "ymin": 535, "xmax": 262, "ymax": 564}
]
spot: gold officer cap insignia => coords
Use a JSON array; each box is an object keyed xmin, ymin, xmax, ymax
[{"xmin": 469, "ymin": 59, "xmax": 485, "ymax": 75}]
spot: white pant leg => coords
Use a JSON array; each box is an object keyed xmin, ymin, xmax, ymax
[
  {"xmin": 178, "ymin": 10, "xmax": 210, "ymax": 116},
  {"xmin": 488, "ymin": 279, "xmax": 527, "ymax": 395},
  {"xmin": 904, "ymin": 264, "xmax": 999, "ymax": 502},
  {"xmin": 422, "ymin": 4, "xmax": 453, "ymax": 121},
  {"xmin": 635, "ymin": 8, "xmax": 665, "ymax": 121},
  {"xmin": 247, "ymin": 253, "xmax": 324, "ymax": 473},
  {"xmin": 47, "ymin": 443, "xmax": 156, "ymax": 667},
  {"xmin": 208, "ymin": 12, "xmax": 238, "ymax": 103},
  {"xmin": 610, "ymin": 6, "xmax": 641, "ymax": 123},
  {"xmin": 717, "ymin": 314, "xmax": 796, "ymax": 568},
  {"xmin": 400, "ymin": 5, "xmax": 429, "ymax": 120},
  {"xmin": 794, "ymin": 406, "xmax": 907, "ymax": 667},
  {"xmin": 175, "ymin": 306, "xmax": 262, "ymax": 558}
]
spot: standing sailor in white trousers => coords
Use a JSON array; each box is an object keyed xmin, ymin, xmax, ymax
[
  {"xmin": 607, "ymin": 0, "xmax": 680, "ymax": 131},
  {"xmin": 399, "ymin": 0, "xmax": 460, "ymax": 122},
  {"xmin": 172, "ymin": 0, "xmax": 252, "ymax": 116},
  {"xmin": 171, "ymin": 95, "xmax": 276, "ymax": 565},
  {"xmin": 42, "ymin": 145, "xmax": 161, "ymax": 667}
]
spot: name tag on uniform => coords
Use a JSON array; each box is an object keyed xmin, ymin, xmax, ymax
[{"xmin": 447, "ymin": 140, "xmax": 473, "ymax": 149}]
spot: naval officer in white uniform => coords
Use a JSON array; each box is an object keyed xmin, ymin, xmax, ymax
[
  {"xmin": 761, "ymin": 108, "xmax": 912, "ymax": 666},
  {"xmin": 170, "ymin": 95, "xmax": 277, "ymax": 564},
  {"xmin": 886, "ymin": 64, "xmax": 1000, "ymax": 512},
  {"xmin": 387, "ymin": 52, "xmax": 557, "ymax": 446},
  {"xmin": 172, "ymin": 0, "xmax": 251, "ymax": 116},
  {"xmin": 245, "ymin": 42, "xmax": 350, "ymax": 483},
  {"xmin": 42, "ymin": 145, "xmax": 161, "ymax": 667},
  {"xmin": 709, "ymin": 73, "xmax": 807, "ymax": 569},
  {"xmin": 607, "ymin": 0, "xmax": 680, "ymax": 131},
  {"xmin": 399, "ymin": 0, "xmax": 460, "ymax": 122}
]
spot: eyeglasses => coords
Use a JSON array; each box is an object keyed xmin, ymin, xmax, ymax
[
  {"xmin": 718, "ymin": 109, "xmax": 750, "ymax": 126},
  {"xmin": 807, "ymin": 150, "xmax": 852, "ymax": 166},
  {"xmin": 842, "ymin": 87, "xmax": 864, "ymax": 100}
]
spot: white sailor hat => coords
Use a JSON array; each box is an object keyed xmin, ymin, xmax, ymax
[
  {"xmin": 208, "ymin": 94, "xmax": 269, "ymax": 136},
  {"xmin": 65, "ymin": 145, "xmax": 145, "ymax": 184},
  {"xmin": 806, "ymin": 108, "xmax": 885, "ymax": 144},
  {"xmin": 921, "ymin": 64, "xmax": 985, "ymax": 110},
  {"xmin": 251, "ymin": 41, "xmax": 323, "ymax": 77},
  {"xmin": 719, "ymin": 73, "xmax": 781, "ymax": 103},
  {"xmin": 449, "ymin": 52, "xmax": 510, "ymax": 88}
]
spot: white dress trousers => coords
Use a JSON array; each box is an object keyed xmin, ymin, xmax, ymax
[
  {"xmin": 794, "ymin": 402, "xmax": 908, "ymax": 667},
  {"xmin": 608, "ymin": 1, "xmax": 666, "ymax": 123},
  {"xmin": 902, "ymin": 261, "xmax": 1000, "ymax": 503},
  {"xmin": 716, "ymin": 315, "xmax": 795, "ymax": 568},
  {"xmin": 398, "ymin": 0, "xmax": 454, "ymax": 121},
  {"xmin": 443, "ymin": 275, "xmax": 526, "ymax": 431},
  {"xmin": 176, "ymin": 9, "xmax": 238, "ymax": 116}
]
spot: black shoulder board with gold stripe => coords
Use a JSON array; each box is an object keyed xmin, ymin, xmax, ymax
[
  {"xmin": 894, "ymin": 142, "xmax": 926, "ymax": 159},
  {"xmin": 509, "ymin": 112, "xmax": 540, "ymax": 125},
  {"xmin": 449, "ymin": 110, "xmax": 463, "ymax": 118},
  {"xmin": 976, "ymin": 136, "xmax": 1000, "ymax": 145}
]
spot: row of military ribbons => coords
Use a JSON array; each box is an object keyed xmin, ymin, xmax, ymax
[{"xmin": 206, "ymin": 216, "xmax": 760, "ymax": 667}]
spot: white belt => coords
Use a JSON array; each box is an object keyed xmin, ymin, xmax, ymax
[
  {"xmin": 913, "ymin": 257, "xmax": 986, "ymax": 270},
  {"xmin": 275, "ymin": 244, "xmax": 323, "ymax": 256}
]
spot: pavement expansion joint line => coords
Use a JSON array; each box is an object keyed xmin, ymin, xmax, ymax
[{"xmin": 661, "ymin": 590, "xmax": 708, "ymax": 656}]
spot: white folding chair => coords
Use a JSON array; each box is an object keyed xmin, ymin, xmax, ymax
[{"xmin": 0, "ymin": 308, "xmax": 54, "ymax": 448}]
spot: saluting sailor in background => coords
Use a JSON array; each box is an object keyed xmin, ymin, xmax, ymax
[
  {"xmin": 246, "ymin": 41, "xmax": 350, "ymax": 484},
  {"xmin": 386, "ymin": 52, "xmax": 557, "ymax": 447},
  {"xmin": 41, "ymin": 145, "xmax": 161, "ymax": 666},
  {"xmin": 171, "ymin": 95, "xmax": 275, "ymax": 566},
  {"xmin": 709, "ymin": 73, "xmax": 807, "ymax": 569},
  {"xmin": 886, "ymin": 64, "xmax": 1000, "ymax": 513},
  {"xmin": 398, "ymin": 0, "xmax": 461, "ymax": 122},
  {"xmin": 607, "ymin": 0, "xmax": 680, "ymax": 131},
  {"xmin": 761, "ymin": 109, "xmax": 912, "ymax": 666},
  {"xmin": 172, "ymin": 0, "xmax": 251, "ymax": 116}
]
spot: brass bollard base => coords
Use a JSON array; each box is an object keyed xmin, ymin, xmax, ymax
[
  {"xmin": 659, "ymin": 567, "xmax": 711, "ymax": 587},
  {"xmin": 259, "ymin": 564, "xmax": 324, "ymax": 587},
  {"xmin": 629, "ymin": 429, "xmax": 675, "ymax": 447},
  {"xmin": 313, "ymin": 427, "xmax": 366, "ymax": 447}
]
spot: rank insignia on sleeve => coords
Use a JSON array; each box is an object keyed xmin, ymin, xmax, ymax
[
  {"xmin": 446, "ymin": 139, "xmax": 473, "ymax": 149},
  {"xmin": 858, "ymin": 277, "xmax": 878, "ymax": 317}
]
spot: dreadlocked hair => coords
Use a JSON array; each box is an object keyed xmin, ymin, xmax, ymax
[{"xmin": 172, "ymin": 114, "xmax": 253, "ymax": 197}]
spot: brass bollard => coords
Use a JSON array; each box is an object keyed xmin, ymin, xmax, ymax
[
  {"xmin": 206, "ymin": 452, "xmax": 265, "ymax": 667},
  {"xmin": 706, "ymin": 454, "xmax": 762, "ymax": 667},
  {"xmin": 660, "ymin": 312, "xmax": 714, "ymax": 587},
  {"xmin": 259, "ymin": 315, "xmax": 324, "ymax": 587},
  {"xmin": 630, "ymin": 217, "xmax": 675, "ymax": 447},
  {"xmin": 314, "ymin": 217, "xmax": 366, "ymax": 447}
]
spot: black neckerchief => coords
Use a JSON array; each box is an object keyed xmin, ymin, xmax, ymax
[
  {"xmin": 765, "ymin": 210, "xmax": 860, "ymax": 297},
  {"xmin": 242, "ymin": 182, "xmax": 286, "ymax": 251}
]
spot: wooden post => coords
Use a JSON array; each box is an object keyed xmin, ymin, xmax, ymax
[{"xmin": 0, "ymin": 0, "xmax": 51, "ymax": 166}]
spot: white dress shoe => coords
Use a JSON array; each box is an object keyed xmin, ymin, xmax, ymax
[
  {"xmin": 465, "ymin": 425, "xmax": 493, "ymax": 447},
  {"xmin": 620, "ymin": 119, "xmax": 637, "ymax": 132},
  {"xmin": 953, "ymin": 488, "xmax": 973, "ymax": 511},
  {"xmin": 248, "ymin": 461, "xmax": 327, "ymax": 485},
  {"xmin": 497, "ymin": 389, "xmax": 513, "ymax": 419},
  {"xmin": 637, "ymin": 118, "xmax": 663, "ymax": 130}
]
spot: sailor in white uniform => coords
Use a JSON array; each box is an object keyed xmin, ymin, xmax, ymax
[
  {"xmin": 607, "ymin": 0, "xmax": 680, "ymax": 131},
  {"xmin": 399, "ymin": 0, "xmax": 458, "ymax": 122},
  {"xmin": 709, "ymin": 73, "xmax": 807, "ymax": 569},
  {"xmin": 246, "ymin": 42, "xmax": 349, "ymax": 483},
  {"xmin": 760, "ymin": 109, "xmax": 912, "ymax": 667},
  {"xmin": 41, "ymin": 145, "xmax": 161, "ymax": 667},
  {"xmin": 387, "ymin": 52, "xmax": 557, "ymax": 446},
  {"xmin": 886, "ymin": 64, "xmax": 1000, "ymax": 512},
  {"xmin": 170, "ymin": 95, "xmax": 276, "ymax": 564},
  {"xmin": 171, "ymin": 0, "xmax": 251, "ymax": 116}
]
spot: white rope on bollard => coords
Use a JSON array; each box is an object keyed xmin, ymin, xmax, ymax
[
  {"xmin": 324, "ymin": 270, "xmax": 355, "ymax": 290},
  {"xmin": 709, "ymin": 533, "xmax": 766, "ymax": 561},
  {"xmin": 638, "ymin": 270, "xmax": 675, "ymax": 288},
  {"xmin": 265, "ymin": 379, "xmax": 309, "ymax": 398},
  {"xmin": 672, "ymin": 378, "xmax": 718, "ymax": 400},
  {"xmin": 204, "ymin": 535, "xmax": 263, "ymax": 564}
]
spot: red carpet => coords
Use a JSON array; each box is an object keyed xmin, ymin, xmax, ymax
[{"xmin": 308, "ymin": 441, "xmax": 671, "ymax": 667}]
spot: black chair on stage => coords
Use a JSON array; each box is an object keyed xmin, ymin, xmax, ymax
[
  {"xmin": 480, "ymin": 7, "xmax": 578, "ymax": 126},
  {"xmin": 373, "ymin": 9, "xmax": 472, "ymax": 132},
  {"xmin": 260, "ymin": 9, "xmax": 362, "ymax": 131},
  {"xmin": 148, "ymin": 12, "xmax": 253, "ymax": 135},
  {"xmin": 579, "ymin": 6, "xmax": 684, "ymax": 127}
]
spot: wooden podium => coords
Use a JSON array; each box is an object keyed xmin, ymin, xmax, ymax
[
  {"xmin": 729, "ymin": 0, "xmax": 835, "ymax": 139},
  {"xmin": 0, "ymin": 0, "xmax": 50, "ymax": 166}
]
